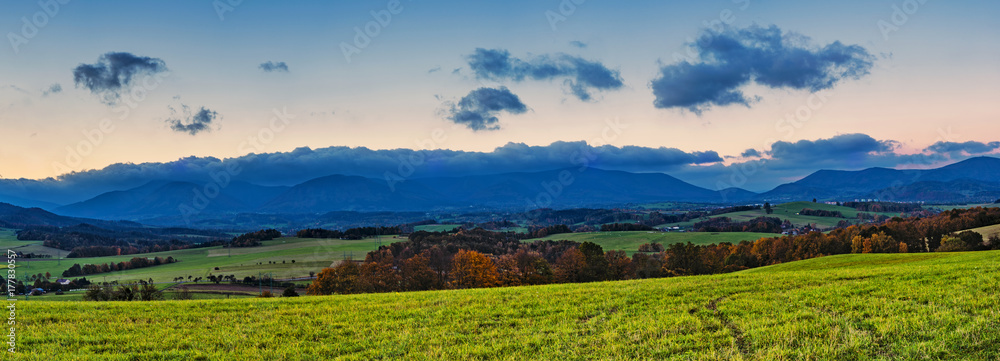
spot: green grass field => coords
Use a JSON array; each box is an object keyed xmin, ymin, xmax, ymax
[
  {"xmin": 656, "ymin": 201, "xmax": 901, "ymax": 229},
  {"xmin": 414, "ymin": 224, "xmax": 463, "ymax": 232},
  {"xmin": 6, "ymin": 236, "xmax": 389, "ymax": 284},
  {"xmin": 962, "ymin": 223, "xmax": 1000, "ymax": 240},
  {"xmin": 526, "ymin": 231, "xmax": 777, "ymax": 254},
  {"xmin": 17, "ymin": 251, "xmax": 999, "ymax": 360}
]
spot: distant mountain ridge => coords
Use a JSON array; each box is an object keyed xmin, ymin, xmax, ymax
[
  {"xmin": 6, "ymin": 156, "xmax": 1000, "ymax": 220},
  {"xmin": 760, "ymin": 156, "xmax": 1000, "ymax": 202},
  {"xmin": 53, "ymin": 168, "xmax": 756, "ymax": 219}
]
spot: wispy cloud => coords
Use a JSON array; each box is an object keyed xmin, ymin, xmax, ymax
[
  {"xmin": 466, "ymin": 48, "xmax": 624, "ymax": 101},
  {"xmin": 166, "ymin": 105, "xmax": 220, "ymax": 135},
  {"xmin": 258, "ymin": 61, "xmax": 289, "ymax": 72}
]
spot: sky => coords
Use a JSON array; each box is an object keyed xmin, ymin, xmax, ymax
[{"xmin": 1, "ymin": 0, "xmax": 999, "ymax": 197}]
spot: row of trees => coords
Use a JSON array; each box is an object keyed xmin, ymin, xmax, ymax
[
  {"xmin": 600, "ymin": 223, "xmax": 654, "ymax": 232},
  {"xmin": 62, "ymin": 256, "xmax": 177, "ymax": 277},
  {"xmin": 693, "ymin": 216, "xmax": 784, "ymax": 233},
  {"xmin": 309, "ymin": 207, "xmax": 1000, "ymax": 296},
  {"xmin": 83, "ymin": 282, "xmax": 162, "ymax": 301},
  {"xmin": 231, "ymin": 229, "xmax": 281, "ymax": 247},
  {"xmin": 799, "ymin": 208, "xmax": 844, "ymax": 218},
  {"xmin": 843, "ymin": 201, "xmax": 924, "ymax": 213},
  {"xmin": 296, "ymin": 226, "xmax": 400, "ymax": 240}
]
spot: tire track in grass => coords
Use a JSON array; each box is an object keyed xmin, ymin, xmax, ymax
[{"xmin": 690, "ymin": 295, "xmax": 752, "ymax": 357}]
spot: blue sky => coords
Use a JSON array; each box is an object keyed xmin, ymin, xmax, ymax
[{"xmin": 1, "ymin": 0, "xmax": 999, "ymax": 194}]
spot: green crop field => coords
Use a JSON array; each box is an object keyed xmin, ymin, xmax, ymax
[
  {"xmin": 526, "ymin": 231, "xmax": 777, "ymax": 254},
  {"xmin": 656, "ymin": 201, "xmax": 901, "ymax": 229},
  {"xmin": 6, "ymin": 236, "xmax": 389, "ymax": 284},
  {"xmin": 16, "ymin": 251, "xmax": 999, "ymax": 360},
  {"xmin": 414, "ymin": 224, "xmax": 463, "ymax": 232}
]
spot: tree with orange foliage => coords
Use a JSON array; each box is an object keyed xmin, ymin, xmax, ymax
[
  {"xmin": 494, "ymin": 254, "xmax": 523, "ymax": 287},
  {"xmin": 449, "ymin": 250, "xmax": 498, "ymax": 289},
  {"xmin": 605, "ymin": 250, "xmax": 635, "ymax": 280},
  {"xmin": 400, "ymin": 254, "xmax": 440, "ymax": 291},
  {"xmin": 307, "ymin": 260, "xmax": 361, "ymax": 295},
  {"xmin": 553, "ymin": 248, "xmax": 587, "ymax": 283}
]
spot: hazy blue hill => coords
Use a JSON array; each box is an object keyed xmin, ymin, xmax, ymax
[
  {"xmin": 761, "ymin": 156, "xmax": 1000, "ymax": 201},
  {"xmin": 259, "ymin": 174, "xmax": 450, "ymax": 213}
]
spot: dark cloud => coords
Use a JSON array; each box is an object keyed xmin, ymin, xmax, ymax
[
  {"xmin": 17, "ymin": 141, "xmax": 724, "ymax": 203},
  {"xmin": 166, "ymin": 105, "xmax": 219, "ymax": 135},
  {"xmin": 741, "ymin": 149, "xmax": 761, "ymax": 158},
  {"xmin": 467, "ymin": 48, "xmax": 624, "ymax": 101},
  {"xmin": 445, "ymin": 87, "xmax": 527, "ymax": 131},
  {"xmin": 258, "ymin": 61, "xmax": 289, "ymax": 72},
  {"xmin": 427, "ymin": 66, "xmax": 442, "ymax": 74},
  {"xmin": 72, "ymin": 52, "xmax": 168, "ymax": 105},
  {"xmin": 768, "ymin": 133, "xmax": 897, "ymax": 162},
  {"xmin": 41, "ymin": 84, "xmax": 62, "ymax": 96},
  {"xmin": 651, "ymin": 25, "xmax": 874, "ymax": 113},
  {"xmin": 924, "ymin": 141, "xmax": 1000, "ymax": 156},
  {"xmin": 569, "ymin": 40, "xmax": 587, "ymax": 48},
  {"xmin": 8, "ymin": 134, "xmax": 998, "ymax": 203}
]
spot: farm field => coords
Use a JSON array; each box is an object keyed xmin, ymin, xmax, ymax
[
  {"xmin": 525, "ymin": 231, "xmax": 777, "ymax": 254},
  {"xmin": 962, "ymin": 223, "xmax": 1000, "ymax": 240},
  {"xmin": 6, "ymin": 236, "xmax": 390, "ymax": 284},
  {"xmin": 413, "ymin": 223, "xmax": 463, "ymax": 232},
  {"xmin": 656, "ymin": 201, "xmax": 901, "ymax": 229},
  {"xmin": 18, "ymin": 251, "xmax": 1000, "ymax": 360}
]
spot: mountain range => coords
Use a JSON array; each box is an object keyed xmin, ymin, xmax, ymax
[{"xmin": 1, "ymin": 157, "xmax": 998, "ymax": 221}]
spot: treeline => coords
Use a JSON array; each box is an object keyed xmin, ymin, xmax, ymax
[
  {"xmin": 693, "ymin": 216, "xmax": 783, "ymax": 233},
  {"xmin": 527, "ymin": 225, "xmax": 572, "ymax": 238},
  {"xmin": 231, "ymin": 229, "xmax": 281, "ymax": 247},
  {"xmin": 19, "ymin": 223, "xmax": 227, "ymax": 257},
  {"xmin": 295, "ymin": 226, "xmax": 401, "ymax": 240},
  {"xmin": 62, "ymin": 256, "xmax": 177, "ymax": 277},
  {"xmin": 308, "ymin": 228, "xmax": 644, "ymax": 295},
  {"xmin": 600, "ymin": 223, "xmax": 654, "ymax": 232},
  {"xmin": 83, "ymin": 282, "xmax": 162, "ymax": 301},
  {"xmin": 799, "ymin": 208, "xmax": 844, "ymax": 218},
  {"xmin": 843, "ymin": 202, "xmax": 923, "ymax": 213},
  {"xmin": 308, "ymin": 207, "xmax": 1000, "ymax": 296},
  {"xmin": 709, "ymin": 205, "xmax": 761, "ymax": 216}
]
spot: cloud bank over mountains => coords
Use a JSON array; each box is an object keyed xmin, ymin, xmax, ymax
[{"xmin": 4, "ymin": 133, "xmax": 996, "ymax": 205}]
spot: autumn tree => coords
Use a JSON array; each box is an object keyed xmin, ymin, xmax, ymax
[
  {"xmin": 605, "ymin": 250, "xmax": 635, "ymax": 280},
  {"xmin": 400, "ymin": 254, "xmax": 441, "ymax": 291},
  {"xmin": 553, "ymin": 248, "xmax": 586, "ymax": 283},
  {"xmin": 307, "ymin": 260, "xmax": 361, "ymax": 295},
  {"xmin": 449, "ymin": 250, "xmax": 498, "ymax": 289}
]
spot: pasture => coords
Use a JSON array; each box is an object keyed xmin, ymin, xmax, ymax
[
  {"xmin": 525, "ymin": 231, "xmax": 777, "ymax": 254},
  {"xmin": 16, "ymin": 251, "xmax": 1000, "ymax": 359}
]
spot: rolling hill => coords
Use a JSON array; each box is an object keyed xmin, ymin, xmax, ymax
[{"xmin": 21, "ymin": 251, "xmax": 1000, "ymax": 359}]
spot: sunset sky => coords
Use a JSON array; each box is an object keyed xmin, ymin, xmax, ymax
[{"xmin": 2, "ymin": 0, "xmax": 998, "ymax": 193}]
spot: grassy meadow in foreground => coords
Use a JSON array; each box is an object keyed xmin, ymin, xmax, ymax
[{"xmin": 17, "ymin": 251, "xmax": 1000, "ymax": 360}]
